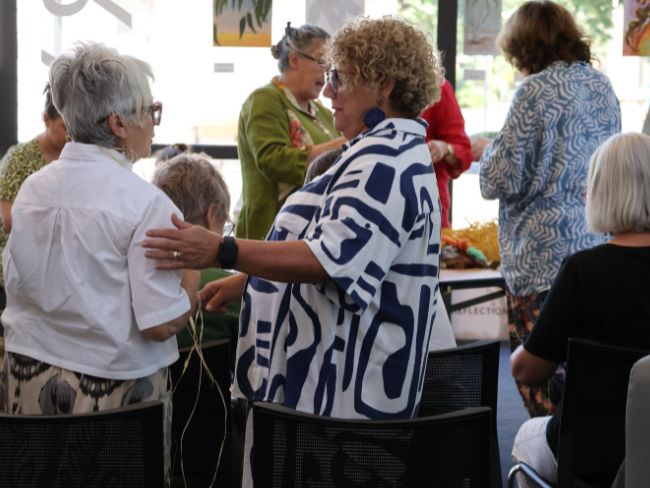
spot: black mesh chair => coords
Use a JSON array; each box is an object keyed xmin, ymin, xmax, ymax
[
  {"xmin": 169, "ymin": 338, "xmax": 235, "ymax": 487},
  {"xmin": 419, "ymin": 339, "xmax": 501, "ymax": 487},
  {"xmin": 508, "ymin": 338, "xmax": 650, "ymax": 488},
  {"xmin": 0, "ymin": 400, "xmax": 164, "ymax": 488},
  {"xmin": 253, "ymin": 402, "xmax": 492, "ymax": 488}
]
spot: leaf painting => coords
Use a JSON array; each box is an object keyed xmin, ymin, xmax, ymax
[{"xmin": 214, "ymin": 0, "xmax": 272, "ymax": 47}]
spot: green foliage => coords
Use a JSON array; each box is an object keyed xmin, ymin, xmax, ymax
[
  {"xmin": 397, "ymin": 0, "xmax": 437, "ymax": 34},
  {"xmin": 213, "ymin": 0, "xmax": 271, "ymax": 45}
]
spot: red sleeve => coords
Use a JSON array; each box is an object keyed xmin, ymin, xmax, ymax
[{"xmin": 420, "ymin": 80, "xmax": 474, "ymax": 179}]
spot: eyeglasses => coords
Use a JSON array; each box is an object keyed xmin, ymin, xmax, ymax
[
  {"xmin": 326, "ymin": 68, "xmax": 341, "ymax": 94},
  {"xmin": 148, "ymin": 101, "xmax": 163, "ymax": 126},
  {"xmin": 96, "ymin": 101, "xmax": 163, "ymax": 126},
  {"xmin": 295, "ymin": 51, "xmax": 328, "ymax": 69}
]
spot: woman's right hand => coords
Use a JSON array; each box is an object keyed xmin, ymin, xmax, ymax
[
  {"xmin": 143, "ymin": 213, "xmax": 221, "ymax": 270},
  {"xmin": 199, "ymin": 273, "xmax": 247, "ymax": 312}
]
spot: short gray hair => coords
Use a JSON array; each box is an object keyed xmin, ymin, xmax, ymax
[
  {"xmin": 586, "ymin": 132, "xmax": 650, "ymax": 234},
  {"xmin": 153, "ymin": 153, "xmax": 230, "ymax": 228},
  {"xmin": 49, "ymin": 42, "xmax": 154, "ymax": 148},
  {"xmin": 271, "ymin": 23, "xmax": 329, "ymax": 72}
]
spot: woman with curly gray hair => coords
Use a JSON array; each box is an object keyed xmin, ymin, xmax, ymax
[
  {"xmin": 144, "ymin": 16, "xmax": 445, "ymax": 486},
  {"xmin": 2, "ymin": 42, "xmax": 199, "ymax": 481}
]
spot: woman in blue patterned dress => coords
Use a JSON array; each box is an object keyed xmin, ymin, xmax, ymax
[
  {"xmin": 144, "ymin": 16, "xmax": 444, "ymax": 485},
  {"xmin": 472, "ymin": 0, "xmax": 621, "ymax": 417}
]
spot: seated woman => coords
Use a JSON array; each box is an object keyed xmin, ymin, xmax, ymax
[
  {"xmin": 152, "ymin": 151, "xmax": 239, "ymax": 370},
  {"xmin": 510, "ymin": 132, "xmax": 650, "ymax": 485},
  {"xmin": 1, "ymin": 42, "xmax": 199, "ymax": 480}
]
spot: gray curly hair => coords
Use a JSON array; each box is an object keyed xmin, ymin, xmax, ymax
[
  {"xmin": 325, "ymin": 16, "xmax": 443, "ymax": 118},
  {"xmin": 153, "ymin": 153, "xmax": 231, "ymax": 229}
]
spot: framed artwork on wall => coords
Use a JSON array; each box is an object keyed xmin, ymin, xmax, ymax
[{"xmin": 213, "ymin": 0, "xmax": 272, "ymax": 47}]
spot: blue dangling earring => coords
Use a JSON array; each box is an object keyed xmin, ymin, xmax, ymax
[{"xmin": 363, "ymin": 97, "xmax": 386, "ymax": 130}]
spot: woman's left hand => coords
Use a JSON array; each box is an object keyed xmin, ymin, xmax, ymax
[{"xmin": 143, "ymin": 213, "xmax": 221, "ymax": 270}]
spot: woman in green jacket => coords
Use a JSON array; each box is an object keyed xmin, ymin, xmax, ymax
[{"xmin": 236, "ymin": 23, "xmax": 345, "ymax": 240}]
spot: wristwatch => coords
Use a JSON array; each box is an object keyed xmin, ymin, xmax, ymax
[{"xmin": 217, "ymin": 236, "xmax": 238, "ymax": 269}]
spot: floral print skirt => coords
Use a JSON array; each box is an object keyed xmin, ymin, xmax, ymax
[
  {"xmin": 2, "ymin": 351, "xmax": 172, "ymax": 482},
  {"xmin": 507, "ymin": 290, "xmax": 565, "ymax": 418}
]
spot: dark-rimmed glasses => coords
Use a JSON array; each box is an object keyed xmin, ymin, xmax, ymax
[
  {"xmin": 326, "ymin": 68, "xmax": 341, "ymax": 94},
  {"xmin": 96, "ymin": 101, "xmax": 163, "ymax": 126},
  {"xmin": 295, "ymin": 51, "xmax": 328, "ymax": 70}
]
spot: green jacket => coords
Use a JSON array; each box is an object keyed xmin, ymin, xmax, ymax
[{"xmin": 236, "ymin": 79, "xmax": 339, "ymax": 240}]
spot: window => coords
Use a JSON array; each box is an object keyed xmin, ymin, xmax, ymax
[
  {"xmin": 399, "ymin": 1, "xmax": 650, "ymax": 228},
  {"xmin": 17, "ymin": 0, "xmax": 398, "ymax": 214}
]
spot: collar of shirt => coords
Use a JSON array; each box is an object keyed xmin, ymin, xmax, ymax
[
  {"xmin": 271, "ymin": 77, "xmax": 318, "ymax": 117},
  {"xmin": 345, "ymin": 117, "xmax": 428, "ymax": 150},
  {"xmin": 59, "ymin": 142, "xmax": 134, "ymax": 171}
]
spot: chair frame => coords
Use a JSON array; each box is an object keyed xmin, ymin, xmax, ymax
[
  {"xmin": 420, "ymin": 339, "xmax": 500, "ymax": 413},
  {"xmin": 420, "ymin": 338, "xmax": 502, "ymax": 487}
]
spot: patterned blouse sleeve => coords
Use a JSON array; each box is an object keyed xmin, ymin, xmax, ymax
[
  {"xmin": 479, "ymin": 80, "xmax": 541, "ymax": 201},
  {"xmin": 305, "ymin": 145, "xmax": 428, "ymax": 312},
  {"xmin": 0, "ymin": 145, "xmax": 22, "ymax": 201}
]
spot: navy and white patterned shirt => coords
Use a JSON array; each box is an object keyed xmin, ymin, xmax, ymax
[
  {"xmin": 480, "ymin": 61, "xmax": 621, "ymax": 296},
  {"xmin": 233, "ymin": 118, "xmax": 441, "ymax": 420}
]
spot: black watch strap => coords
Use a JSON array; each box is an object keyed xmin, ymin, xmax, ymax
[{"xmin": 217, "ymin": 236, "xmax": 238, "ymax": 269}]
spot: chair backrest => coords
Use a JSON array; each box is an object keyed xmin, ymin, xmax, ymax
[
  {"xmin": 557, "ymin": 338, "xmax": 649, "ymax": 488},
  {"xmin": 624, "ymin": 354, "xmax": 650, "ymax": 488},
  {"xmin": 253, "ymin": 402, "xmax": 492, "ymax": 488},
  {"xmin": 169, "ymin": 338, "xmax": 233, "ymax": 485},
  {"xmin": 0, "ymin": 400, "xmax": 164, "ymax": 488},
  {"xmin": 419, "ymin": 339, "xmax": 500, "ymax": 417},
  {"xmin": 419, "ymin": 339, "xmax": 501, "ymax": 487}
]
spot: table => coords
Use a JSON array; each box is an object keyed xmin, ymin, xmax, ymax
[{"xmin": 439, "ymin": 269, "xmax": 506, "ymax": 314}]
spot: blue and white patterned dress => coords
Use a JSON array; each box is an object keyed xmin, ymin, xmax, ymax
[
  {"xmin": 480, "ymin": 61, "xmax": 621, "ymax": 296},
  {"xmin": 233, "ymin": 118, "xmax": 441, "ymax": 420}
]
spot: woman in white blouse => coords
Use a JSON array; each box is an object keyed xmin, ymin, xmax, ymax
[{"xmin": 1, "ymin": 42, "xmax": 198, "ymax": 478}]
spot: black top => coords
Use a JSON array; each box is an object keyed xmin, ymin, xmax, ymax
[{"xmin": 524, "ymin": 243, "xmax": 650, "ymax": 455}]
